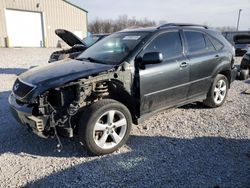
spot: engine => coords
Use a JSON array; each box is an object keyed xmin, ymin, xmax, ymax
[{"xmin": 48, "ymin": 86, "xmax": 77, "ymax": 109}]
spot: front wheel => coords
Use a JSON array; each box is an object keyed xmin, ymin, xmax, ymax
[
  {"xmin": 78, "ymin": 99, "xmax": 132, "ymax": 155},
  {"xmin": 203, "ymin": 74, "xmax": 229, "ymax": 108}
]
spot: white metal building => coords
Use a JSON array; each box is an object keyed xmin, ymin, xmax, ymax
[{"xmin": 0, "ymin": 0, "xmax": 88, "ymax": 47}]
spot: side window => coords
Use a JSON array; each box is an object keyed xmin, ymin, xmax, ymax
[
  {"xmin": 184, "ymin": 31, "xmax": 207, "ymax": 53},
  {"xmin": 204, "ymin": 35, "xmax": 216, "ymax": 52},
  {"xmin": 143, "ymin": 32, "xmax": 183, "ymax": 60},
  {"xmin": 208, "ymin": 36, "xmax": 224, "ymax": 51}
]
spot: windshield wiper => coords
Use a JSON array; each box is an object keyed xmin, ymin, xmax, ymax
[{"xmin": 77, "ymin": 57, "xmax": 105, "ymax": 64}]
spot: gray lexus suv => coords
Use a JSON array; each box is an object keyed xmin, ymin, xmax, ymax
[{"xmin": 9, "ymin": 23, "xmax": 237, "ymax": 155}]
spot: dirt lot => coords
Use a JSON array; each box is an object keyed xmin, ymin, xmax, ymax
[{"xmin": 0, "ymin": 48, "xmax": 249, "ymax": 187}]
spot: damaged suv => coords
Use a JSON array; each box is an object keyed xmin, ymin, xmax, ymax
[{"xmin": 9, "ymin": 23, "xmax": 237, "ymax": 155}]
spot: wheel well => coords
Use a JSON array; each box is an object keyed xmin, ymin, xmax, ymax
[{"xmin": 107, "ymin": 81, "xmax": 139, "ymax": 125}]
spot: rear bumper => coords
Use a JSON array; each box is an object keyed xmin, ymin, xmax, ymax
[{"xmin": 8, "ymin": 93, "xmax": 47, "ymax": 138}]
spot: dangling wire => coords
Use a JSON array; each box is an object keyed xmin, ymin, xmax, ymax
[{"xmin": 54, "ymin": 127, "xmax": 63, "ymax": 152}]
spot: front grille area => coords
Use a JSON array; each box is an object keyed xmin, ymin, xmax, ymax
[
  {"xmin": 51, "ymin": 54, "xmax": 60, "ymax": 59},
  {"xmin": 13, "ymin": 79, "xmax": 34, "ymax": 98}
]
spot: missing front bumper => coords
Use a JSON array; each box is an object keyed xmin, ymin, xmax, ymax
[{"xmin": 8, "ymin": 93, "xmax": 47, "ymax": 138}]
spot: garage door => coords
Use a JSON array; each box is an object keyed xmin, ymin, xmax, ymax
[{"xmin": 5, "ymin": 9, "xmax": 44, "ymax": 47}]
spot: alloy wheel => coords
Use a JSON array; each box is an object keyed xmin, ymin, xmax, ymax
[
  {"xmin": 93, "ymin": 110, "xmax": 127, "ymax": 149},
  {"xmin": 213, "ymin": 79, "xmax": 227, "ymax": 105}
]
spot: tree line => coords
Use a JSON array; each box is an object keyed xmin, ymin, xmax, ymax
[
  {"xmin": 88, "ymin": 15, "xmax": 237, "ymax": 34},
  {"xmin": 88, "ymin": 15, "xmax": 156, "ymax": 34}
]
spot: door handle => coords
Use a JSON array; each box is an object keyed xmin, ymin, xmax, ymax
[{"xmin": 180, "ymin": 62, "xmax": 188, "ymax": 68}]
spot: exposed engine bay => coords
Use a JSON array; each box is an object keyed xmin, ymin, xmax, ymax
[
  {"xmin": 21, "ymin": 68, "xmax": 133, "ymax": 151},
  {"xmin": 36, "ymin": 80, "xmax": 107, "ymax": 134}
]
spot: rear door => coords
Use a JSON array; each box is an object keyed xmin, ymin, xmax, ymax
[
  {"xmin": 138, "ymin": 31, "xmax": 190, "ymax": 114},
  {"xmin": 183, "ymin": 30, "xmax": 220, "ymax": 99}
]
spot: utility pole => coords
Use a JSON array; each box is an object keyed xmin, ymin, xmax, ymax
[{"xmin": 236, "ymin": 9, "xmax": 242, "ymax": 31}]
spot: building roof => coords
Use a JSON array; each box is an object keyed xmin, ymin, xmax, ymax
[{"xmin": 63, "ymin": 0, "xmax": 88, "ymax": 13}]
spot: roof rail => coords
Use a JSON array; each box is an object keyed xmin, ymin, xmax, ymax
[{"xmin": 157, "ymin": 23, "xmax": 208, "ymax": 29}]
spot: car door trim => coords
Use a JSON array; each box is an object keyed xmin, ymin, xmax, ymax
[{"xmin": 144, "ymin": 76, "xmax": 211, "ymax": 97}]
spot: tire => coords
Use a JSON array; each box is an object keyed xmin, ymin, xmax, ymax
[
  {"xmin": 203, "ymin": 74, "xmax": 229, "ymax": 108},
  {"xmin": 78, "ymin": 99, "xmax": 132, "ymax": 155},
  {"xmin": 239, "ymin": 69, "xmax": 249, "ymax": 80}
]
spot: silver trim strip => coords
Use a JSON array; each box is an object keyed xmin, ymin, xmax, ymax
[{"xmin": 144, "ymin": 76, "xmax": 211, "ymax": 97}]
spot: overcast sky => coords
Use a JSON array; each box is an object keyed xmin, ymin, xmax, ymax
[{"xmin": 69, "ymin": 0, "xmax": 250, "ymax": 30}]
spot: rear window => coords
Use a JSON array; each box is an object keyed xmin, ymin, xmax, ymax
[
  {"xmin": 208, "ymin": 36, "xmax": 224, "ymax": 51},
  {"xmin": 184, "ymin": 31, "xmax": 215, "ymax": 54},
  {"xmin": 204, "ymin": 36, "xmax": 216, "ymax": 51},
  {"xmin": 225, "ymin": 33, "xmax": 235, "ymax": 44}
]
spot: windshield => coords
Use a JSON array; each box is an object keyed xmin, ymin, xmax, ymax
[
  {"xmin": 83, "ymin": 36, "xmax": 101, "ymax": 47},
  {"xmin": 78, "ymin": 32, "xmax": 148, "ymax": 65}
]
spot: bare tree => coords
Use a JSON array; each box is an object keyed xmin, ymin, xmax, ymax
[
  {"xmin": 215, "ymin": 26, "xmax": 237, "ymax": 32},
  {"xmin": 88, "ymin": 19, "xmax": 103, "ymax": 34},
  {"xmin": 102, "ymin": 20, "xmax": 113, "ymax": 33},
  {"xmin": 88, "ymin": 15, "xmax": 156, "ymax": 34}
]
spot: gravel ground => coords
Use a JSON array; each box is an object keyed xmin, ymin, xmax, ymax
[{"xmin": 0, "ymin": 48, "xmax": 249, "ymax": 188}]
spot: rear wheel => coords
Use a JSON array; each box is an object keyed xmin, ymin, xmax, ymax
[
  {"xmin": 203, "ymin": 74, "xmax": 229, "ymax": 108},
  {"xmin": 78, "ymin": 99, "xmax": 132, "ymax": 155}
]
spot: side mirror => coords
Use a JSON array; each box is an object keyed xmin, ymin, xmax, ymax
[{"xmin": 142, "ymin": 52, "xmax": 163, "ymax": 65}]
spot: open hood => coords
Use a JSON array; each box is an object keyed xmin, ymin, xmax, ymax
[{"xmin": 55, "ymin": 29, "xmax": 86, "ymax": 47}]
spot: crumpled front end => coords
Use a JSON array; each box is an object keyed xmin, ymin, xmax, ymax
[
  {"xmin": 9, "ymin": 79, "xmax": 80, "ymax": 139},
  {"xmin": 9, "ymin": 93, "xmax": 49, "ymax": 138},
  {"xmin": 8, "ymin": 72, "xmax": 116, "ymax": 140}
]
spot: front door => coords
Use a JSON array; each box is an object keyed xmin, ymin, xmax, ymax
[{"xmin": 138, "ymin": 31, "xmax": 190, "ymax": 114}]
